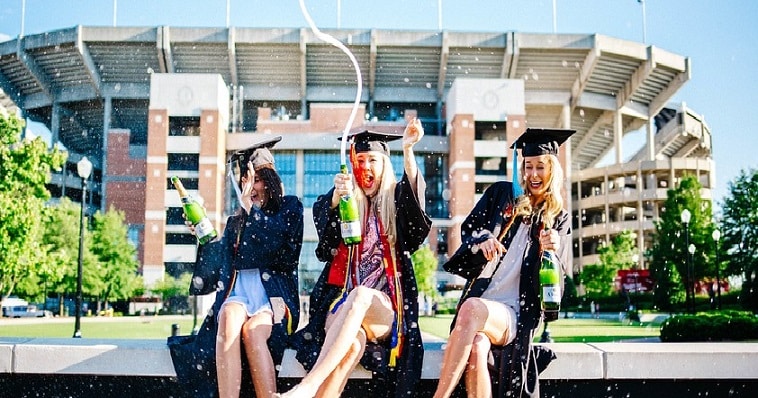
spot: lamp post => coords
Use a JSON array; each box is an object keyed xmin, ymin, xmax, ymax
[
  {"xmin": 73, "ymin": 156, "xmax": 92, "ymax": 338},
  {"xmin": 680, "ymin": 209, "xmax": 693, "ymax": 314},
  {"xmin": 688, "ymin": 243, "xmax": 696, "ymax": 314},
  {"xmin": 712, "ymin": 229, "xmax": 722, "ymax": 310}
]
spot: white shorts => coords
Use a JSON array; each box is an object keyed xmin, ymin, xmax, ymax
[{"xmin": 222, "ymin": 269, "xmax": 272, "ymax": 317}]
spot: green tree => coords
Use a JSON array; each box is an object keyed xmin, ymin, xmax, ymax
[
  {"xmin": 0, "ymin": 112, "xmax": 66, "ymax": 303},
  {"xmin": 412, "ymin": 245, "xmax": 439, "ymax": 300},
  {"xmin": 649, "ymin": 175, "xmax": 714, "ymax": 312},
  {"xmin": 581, "ymin": 230, "xmax": 638, "ymax": 298},
  {"xmin": 719, "ymin": 168, "xmax": 758, "ymax": 311},
  {"xmin": 14, "ymin": 199, "xmax": 79, "ymax": 304},
  {"xmin": 90, "ymin": 206, "xmax": 142, "ymax": 311},
  {"xmin": 151, "ymin": 272, "xmax": 192, "ymax": 314}
]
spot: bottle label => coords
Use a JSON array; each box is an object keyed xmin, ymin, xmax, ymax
[
  {"xmin": 341, "ymin": 220, "xmax": 361, "ymax": 239},
  {"xmin": 542, "ymin": 285, "xmax": 561, "ymax": 304},
  {"xmin": 195, "ymin": 218, "xmax": 216, "ymax": 240}
]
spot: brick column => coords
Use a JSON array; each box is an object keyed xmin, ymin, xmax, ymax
[
  {"xmin": 447, "ymin": 114, "xmax": 476, "ymax": 255},
  {"xmin": 142, "ymin": 109, "xmax": 169, "ymax": 286}
]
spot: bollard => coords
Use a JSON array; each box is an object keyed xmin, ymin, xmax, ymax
[{"xmin": 171, "ymin": 323, "xmax": 180, "ymax": 337}]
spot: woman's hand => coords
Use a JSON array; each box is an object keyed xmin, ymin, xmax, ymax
[
  {"xmin": 331, "ymin": 171, "xmax": 355, "ymax": 207},
  {"xmin": 540, "ymin": 229, "xmax": 560, "ymax": 252},
  {"xmin": 477, "ymin": 237, "xmax": 505, "ymax": 261},
  {"xmin": 403, "ymin": 117, "xmax": 424, "ymax": 149},
  {"xmin": 183, "ymin": 213, "xmax": 196, "ymax": 236},
  {"xmin": 240, "ymin": 162, "xmax": 255, "ymax": 214}
]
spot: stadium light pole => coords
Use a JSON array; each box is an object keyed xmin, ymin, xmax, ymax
[
  {"xmin": 712, "ymin": 229, "xmax": 722, "ymax": 310},
  {"xmin": 680, "ymin": 209, "xmax": 692, "ymax": 314},
  {"xmin": 73, "ymin": 156, "xmax": 92, "ymax": 338}
]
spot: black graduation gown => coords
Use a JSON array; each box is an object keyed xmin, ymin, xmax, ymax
[
  {"xmin": 290, "ymin": 174, "xmax": 431, "ymax": 398},
  {"xmin": 443, "ymin": 181, "xmax": 570, "ymax": 398},
  {"xmin": 168, "ymin": 195, "xmax": 304, "ymax": 398}
]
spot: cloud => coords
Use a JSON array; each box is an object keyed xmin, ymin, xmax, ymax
[{"xmin": 0, "ymin": 33, "xmax": 10, "ymax": 42}]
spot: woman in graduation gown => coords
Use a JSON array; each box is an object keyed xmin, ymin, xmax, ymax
[
  {"xmin": 283, "ymin": 119, "xmax": 432, "ymax": 398},
  {"xmin": 433, "ymin": 128, "xmax": 575, "ymax": 398},
  {"xmin": 169, "ymin": 136, "xmax": 303, "ymax": 398}
]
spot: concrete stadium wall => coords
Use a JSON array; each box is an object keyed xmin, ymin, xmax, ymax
[{"xmin": 1, "ymin": 338, "xmax": 757, "ymax": 397}]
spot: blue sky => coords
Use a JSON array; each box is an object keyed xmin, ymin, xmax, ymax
[{"xmin": 1, "ymin": 0, "xmax": 756, "ymax": 208}]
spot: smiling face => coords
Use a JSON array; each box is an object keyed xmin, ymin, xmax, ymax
[
  {"xmin": 240, "ymin": 167, "xmax": 268, "ymax": 210},
  {"xmin": 352, "ymin": 151, "xmax": 385, "ymax": 198},
  {"xmin": 523, "ymin": 154, "xmax": 553, "ymax": 201}
]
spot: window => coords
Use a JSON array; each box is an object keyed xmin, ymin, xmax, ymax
[
  {"xmin": 303, "ymin": 153, "xmax": 341, "ymax": 208},
  {"xmin": 166, "ymin": 233, "xmax": 197, "ymax": 245},
  {"xmin": 275, "ymin": 151, "xmax": 297, "ymax": 197},
  {"xmin": 168, "ymin": 153, "xmax": 199, "ymax": 171},
  {"xmin": 169, "ymin": 117, "xmax": 200, "ymax": 137}
]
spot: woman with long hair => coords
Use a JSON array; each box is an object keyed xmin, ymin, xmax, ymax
[
  {"xmin": 434, "ymin": 128, "xmax": 575, "ymax": 398},
  {"xmin": 282, "ymin": 119, "xmax": 431, "ymax": 398},
  {"xmin": 172, "ymin": 136, "xmax": 303, "ymax": 398}
]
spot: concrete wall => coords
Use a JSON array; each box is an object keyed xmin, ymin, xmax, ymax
[{"xmin": 2, "ymin": 338, "xmax": 757, "ymax": 397}]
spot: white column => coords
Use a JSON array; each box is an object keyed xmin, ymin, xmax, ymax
[{"xmin": 614, "ymin": 110, "xmax": 623, "ymax": 164}]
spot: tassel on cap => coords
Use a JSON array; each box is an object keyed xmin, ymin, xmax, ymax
[{"xmin": 512, "ymin": 146, "xmax": 524, "ymax": 198}]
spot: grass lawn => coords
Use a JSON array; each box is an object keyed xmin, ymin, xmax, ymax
[
  {"xmin": 418, "ymin": 314, "xmax": 662, "ymax": 343},
  {"xmin": 0, "ymin": 316, "xmax": 197, "ymax": 339},
  {"xmin": 1, "ymin": 314, "xmax": 661, "ymax": 342}
]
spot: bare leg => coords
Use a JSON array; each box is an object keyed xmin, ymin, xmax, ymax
[
  {"xmin": 432, "ymin": 298, "xmax": 512, "ymax": 398},
  {"xmin": 279, "ymin": 286, "xmax": 393, "ymax": 398},
  {"xmin": 242, "ymin": 311, "xmax": 275, "ymax": 397},
  {"xmin": 217, "ymin": 303, "xmax": 247, "ymax": 398},
  {"xmin": 315, "ymin": 329, "xmax": 367, "ymax": 398},
  {"xmin": 464, "ymin": 333, "xmax": 492, "ymax": 398}
]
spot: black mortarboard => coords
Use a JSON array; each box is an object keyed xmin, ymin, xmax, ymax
[
  {"xmin": 340, "ymin": 129, "xmax": 403, "ymax": 156},
  {"xmin": 510, "ymin": 128, "xmax": 576, "ymax": 157},
  {"xmin": 510, "ymin": 128, "xmax": 575, "ymax": 197},
  {"xmin": 229, "ymin": 135, "xmax": 282, "ymax": 171}
]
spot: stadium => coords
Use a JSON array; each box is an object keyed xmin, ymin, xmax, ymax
[{"xmin": 0, "ymin": 25, "xmax": 713, "ymax": 293}]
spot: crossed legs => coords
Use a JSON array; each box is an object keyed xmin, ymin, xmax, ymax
[
  {"xmin": 278, "ymin": 286, "xmax": 394, "ymax": 398},
  {"xmin": 433, "ymin": 298, "xmax": 515, "ymax": 398},
  {"xmin": 216, "ymin": 302, "xmax": 275, "ymax": 398}
]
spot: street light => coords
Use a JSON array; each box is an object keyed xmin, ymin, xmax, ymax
[
  {"xmin": 688, "ymin": 243, "xmax": 696, "ymax": 314},
  {"xmin": 73, "ymin": 156, "xmax": 92, "ymax": 338},
  {"xmin": 712, "ymin": 229, "xmax": 722, "ymax": 310},
  {"xmin": 680, "ymin": 209, "xmax": 693, "ymax": 314}
]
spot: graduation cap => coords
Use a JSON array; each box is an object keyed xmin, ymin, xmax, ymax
[
  {"xmin": 510, "ymin": 128, "xmax": 576, "ymax": 197},
  {"xmin": 340, "ymin": 129, "xmax": 403, "ymax": 157},
  {"xmin": 229, "ymin": 135, "xmax": 282, "ymax": 171}
]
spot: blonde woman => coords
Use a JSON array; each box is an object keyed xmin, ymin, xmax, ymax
[
  {"xmin": 435, "ymin": 128, "xmax": 575, "ymax": 398},
  {"xmin": 282, "ymin": 119, "xmax": 431, "ymax": 398}
]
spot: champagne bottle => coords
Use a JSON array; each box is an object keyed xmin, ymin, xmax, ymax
[
  {"xmin": 171, "ymin": 176, "xmax": 218, "ymax": 245},
  {"xmin": 338, "ymin": 164, "xmax": 361, "ymax": 245},
  {"xmin": 539, "ymin": 250, "xmax": 561, "ymax": 322}
]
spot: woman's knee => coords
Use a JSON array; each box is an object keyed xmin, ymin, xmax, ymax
[
  {"xmin": 455, "ymin": 298, "xmax": 488, "ymax": 328},
  {"xmin": 346, "ymin": 286, "xmax": 378, "ymax": 309},
  {"xmin": 241, "ymin": 314, "xmax": 273, "ymax": 344}
]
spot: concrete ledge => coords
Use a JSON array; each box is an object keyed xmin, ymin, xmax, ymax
[
  {"xmin": 2, "ymin": 337, "xmax": 758, "ymax": 381},
  {"xmin": 0, "ymin": 338, "xmax": 176, "ymax": 377},
  {"xmin": 591, "ymin": 342, "xmax": 758, "ymax": 379}
]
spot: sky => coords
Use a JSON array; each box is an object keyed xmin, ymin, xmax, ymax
[{"xmin": 1, "ymin": 0, "xmax": 756, "ymax": 208}]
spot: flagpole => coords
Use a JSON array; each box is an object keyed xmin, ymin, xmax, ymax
[
  {"xmin": 640, "ymin": 0, "xmax": 647, "ymax": 43},
  {"xmin": 552, "ymin": 0, "xmax": 557, "ymax": 33}
]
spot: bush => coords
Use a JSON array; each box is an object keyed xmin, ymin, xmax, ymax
[{"xmin": 659, "ymin": 310, "xmax": 758, "ymax": 342}]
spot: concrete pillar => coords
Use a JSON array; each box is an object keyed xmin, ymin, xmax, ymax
[
  {"xmin": 614, "ymin": 110, "xmax": 623, "ymax": 164},
  {"xmin": 447, "ymin": 113, "xmax": 476, "ymax": 255}
]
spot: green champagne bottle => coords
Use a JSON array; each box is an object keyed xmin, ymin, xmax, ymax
[
  {"xmin": 539, "ymin": 250, "xmax": 561, "ymax": 322},
  {"xmin": 171, "ymin": 176, "xmax": 218, "ymax": 245},
  {"xmin": 338, "ymin": 164, "xmax": 361, "ymax": 245}
]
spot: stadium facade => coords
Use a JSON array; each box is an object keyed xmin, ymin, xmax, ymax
[{"xmin": 0, "ymin": 26, "xmax": 714, "ymax": 292}]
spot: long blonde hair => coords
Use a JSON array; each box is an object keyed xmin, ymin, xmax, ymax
[
  {"xmin": 513, "ymin": 154, "xmax": 564, "ymax": 228},
  {"xmin": 352, "ymin": 153, "xmax": 398, "ymax": 247}
]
